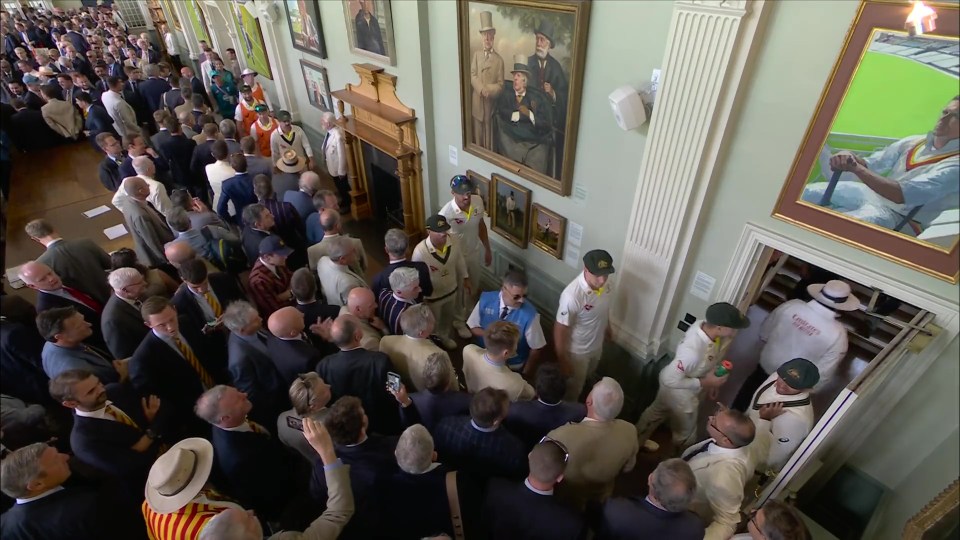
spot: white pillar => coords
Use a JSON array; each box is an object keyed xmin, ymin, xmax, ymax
[
  {"xmin": 612, "ymin": 0, "xmax": 768, "ymax": 358},
  {"xmin": 251, "ymin": 0, "xmax": 294, "ymax": 111}
]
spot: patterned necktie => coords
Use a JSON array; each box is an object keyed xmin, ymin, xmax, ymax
[
  {"xmin": 500, "ymin": 306, "xmax": 509, "ymax": 319},
  {"xmin": 247, "ymin": 420, "xmax": 270, "ymax": 437},
  {"xmin": 203, "ymin": 291, "xmax": 222, "ymax": 318},
  {"xmin": 63, "ymin": 286, "xmax": 103, "ymax": 313},
  {"xmin": 105, "ymin": 404, "xmax": 140, "ymax": 429},
  {"xmin": 682, "ymin": 441, "xmax": 712, "ymax": 462},
  {"xmin": 174, "ymin": 336, "xmax": 215, "ymax": 388}
]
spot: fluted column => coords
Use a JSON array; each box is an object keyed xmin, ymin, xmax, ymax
[{"xmin": 612, "ymin": 0, "xmax": 768, "ymax": 357}]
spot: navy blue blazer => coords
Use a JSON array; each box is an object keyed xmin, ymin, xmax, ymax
[
  {"xmin": 597, "ymin": 496, "xmax": 705, "ymax": 540},
  {"xmin": 0, "ymin": 319, "xmax": 50, "ymax": 405},
  {"xmin": 190, "ymin": 139, "xmax": 217, "ymax": 180},
  {"xmin": 83, "ymin": 104, "xmax": 116, "ymax": 149},
  {"xmin": 267, "ymin": 335, "xmax": 323, "ymax": 387},
  {"xmin": 293, "ymin": 301, "xmax": 340, "ymax": 351},
  {"xmin": 241, "ymin": 226, "xmax": 270, "ymax": 267},
  {"xmin": 171, "ymin": 272, "xmax": 245, "ymax": 330},
  {"xmin": 380, "ymin": 465, "xmax": 454, "ymax": 539},
  {"xmin": 433, "ymin": 416, "xmax": 527, "ymax": 480},
  {"xmin": 64, "ymin": 30, "xmax": 89, "ymax": 53},
  {"xmin": 227, "ymin": 331, "xmax": 286, "ymax": 428},
  {"xmin": 36, "ymin": 291, "xmax": 107, "ymax": 351},
  {"xmin": 69, "ymin": 383, "xmax": 165, "ymax": 499},
  {"xmin": 316, "ymin": 348, "xmax": 399, "ymax": 435},
  {"xmin": 159, "ymin": 134, "xmax": 199, "ymax": 191},
  {"xmin": 98, "ymin": 156, "xmax": 123, "ymax": 192},
  {"xmin": 371, "ymin": 260, "xmax": 433, "ymax": 302},
  {"xmin": 100, "ymin": 294, "xmax": 148, "ymax": 360},
  {"xmin": 0, "ymin": 480, "xmax": 146, "ymax": 540},
  {"xmin": 485, "ymin": 478, "xmax": 587, "ymax": 540},
  {"xmin": 137, "ymin": 77, "xmax": 171, "ymax": 116},
  {"xmin": 400, "ymin": 390, "xmax": 472, "ymax": 434},
  {"xmin": 218, "ymin": 173, "xmax": 258, "ymax": 224},
  {"xmin": 505, "ymin": 399, "xmax": 587, "ymax": 449},
  {"xmin": 282, "ymin": 190, "xmax": 315, "ymax": 223},
  {"xmin": 310, "ymin": 434, "xmax": 397, "ymax": 540},
  {"xmin": 210, "ymin": 426, "xmax": 294, "ymax": 519}
]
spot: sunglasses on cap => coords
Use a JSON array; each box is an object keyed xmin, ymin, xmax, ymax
[
  {"xmin": 451, "ymin": 175, "xmax": 471, "ymax": 188},
  {"xmin": 539, "ymin": 435, "xmax": 569, "ymax": 462}
]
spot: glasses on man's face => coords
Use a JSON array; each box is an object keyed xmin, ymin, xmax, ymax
[
  {"xmin": 502, "ymin": 287, "xmax": 527, "ymax": 302},
  {"xmin": 708, "ymin": 415, "xmax": 734, "ymax": 443},
  {"xmin": 539, "ymin": 436, "xmax": 569, "ymax": 463}
]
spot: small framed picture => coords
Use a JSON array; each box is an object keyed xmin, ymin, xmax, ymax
[
  {"xmin": 466, "ymin": 169, "xmax": 490, "ymax": 217},
  {"xmin": 490, "ymin": 173, "xmax": 531, "ymax": 248},
  {"xmin": 299, "ymin": 60, "xmax": 332, "ymax": 111},
  {"xmin": 530, "ymin": 204, "xmax": 566, "ymax": 259}
]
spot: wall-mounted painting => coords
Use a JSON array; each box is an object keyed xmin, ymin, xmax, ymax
[
  {"xmin": 285, "ymin": 0, "xmax": 327, "ymax": 58},
  {"xmin": 466, "ymin": 169, "xmax": 491, "ymax": 216},
  {"xmin": 228, "ymin": 0, "xmax": 273, "ymax": 79},
  {"xmin": 161, "ymin": 0, "xmax": 182, "ymax": 31},
  {"xmin": 342, "ymin": 0, "xmax": 396, "ymax": 66},
  {"xmin": 491, "ymin": 173, "xmax": 531, "ymax": 248},
  {"xmin": 531, "ymin": 203, "xmax": 565, "ymax": 259},
  {"xmin": 773, "ymin": 0, "xmax": 958, "ymax": 283},
  {"xmin": 300, "ymin": 59, "xmax": 332, "ymax": 111},
  {"xmin": 457, "ymin": 0, "xmax": 591, "ymax": 196},
  {"xmin": 185, "ymin": 0, "xmax": 210, "ymax": 45}
]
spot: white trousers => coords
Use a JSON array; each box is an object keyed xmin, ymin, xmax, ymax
[
  {"xmin": 564, "ymin": 349, "xmax": 603, "ymax": 402},
  {"xmin": 427, "ymin": 294, "xmax": 457, "ymax": 341},
  {"xmin": 635, "ymin": 388, "xmax": 699, "ymax": 450}
]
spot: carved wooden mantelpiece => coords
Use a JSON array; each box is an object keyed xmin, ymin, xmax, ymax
[{"xmin": 332, "ymin": 63, "xmax": 424, "ymax": 242}]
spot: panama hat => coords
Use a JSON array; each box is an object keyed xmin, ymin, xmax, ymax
[
  {"xmin": 241, "ymin": 68, "xmax": 258, "ymax": 78},
  {"xmin": 276, "ymin": 149, "xmax": 306, "ymax": 173},
  {"xmin": 144, "ymin": 438, "xmax": 214, "ymax": 514},
  {"xmin": 808, "ymin": 280, "xmax": 860, "ymax": 311}
]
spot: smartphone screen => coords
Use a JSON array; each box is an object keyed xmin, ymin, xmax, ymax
[
  {"xmin": 386, "ymin": 372, "xmax": 401, "ymax": 392},
  {"xmin": 286, "ymin": 415, "xmax": 304, "ymax": 432}
]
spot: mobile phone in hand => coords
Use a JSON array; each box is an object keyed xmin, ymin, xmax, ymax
[
  {"xmin": 286, "ymin": 415, "xmax": 304, "ymax": 432},
  {"xmin": 386, "ymin": 372, "xmax": 401, "ymax": 393}
]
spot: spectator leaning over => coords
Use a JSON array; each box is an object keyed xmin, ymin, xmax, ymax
[
  {"xmin": 276, "ymin": 371, "xmax": 332, "ymax": 462},
  {"xmin": 379, "ymin": 304, "xmax": 444, "ymax": 392}
]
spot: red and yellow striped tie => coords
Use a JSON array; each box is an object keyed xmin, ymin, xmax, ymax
[
  {"xmin": 203, "ymin": 291, "xmax": 222, "ymax": 318},
  {"xmin": 174, "ymin": 336, "xmax": 215, "ymax": 388},
  {"xmin": 105, "ymin": 404, "xmax": 139, "ymax": 429}
]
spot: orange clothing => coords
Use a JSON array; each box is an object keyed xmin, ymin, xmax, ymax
[
  {"xmin": 142, "ymin": 498, "xmax": 229, "ymax": 540},
  {"xmin": 251, "ymin": 83, "xmax": 267, "ymax": 104},
  {"xmin": 237, "ymin": 99, "xmax": 262, "ymax": 136},
  {"xmin": 253, "ymin": 118, "xmax": 278, "ymax": 158}
]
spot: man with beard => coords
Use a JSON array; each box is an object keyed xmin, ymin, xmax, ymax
[{"xmin": 527, "ymin": 20, "xmax": 568, "ymax": 179}]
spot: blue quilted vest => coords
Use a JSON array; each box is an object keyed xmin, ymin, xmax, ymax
[{"xmin": 477, "ymin": 290, "xmax": 537, "ymax": 367}]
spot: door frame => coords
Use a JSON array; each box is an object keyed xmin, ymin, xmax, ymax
[{"xmin": 715, "ymin": 223, "xmax": 959, "ymax": 501}]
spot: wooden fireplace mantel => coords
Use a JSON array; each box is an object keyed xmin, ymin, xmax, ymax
[{"xmin": 332, "ymin": 63, "xmax": 424, "ymax": 242}]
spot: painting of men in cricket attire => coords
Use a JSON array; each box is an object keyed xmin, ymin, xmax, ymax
[{"xmin": 458, "ymin": 1, "xmax": 591, "ymax": 196}]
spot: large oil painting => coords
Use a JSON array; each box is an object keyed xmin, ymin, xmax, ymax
[
  {"xmin": 228, "ymin": 0, "xmax": 273, "ymax": 79},
  {"xmin": 342, "ymin": 0, "xmax": 396, "ymax": 66},
  {"xmin": 285, "ymin": 0, "xmax": 327, "ymax": 58}
]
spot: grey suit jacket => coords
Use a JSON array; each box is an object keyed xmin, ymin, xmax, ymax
[
  {"xmin": 245, "ymin": 155, "xmax": 274, "ymax": 179},
  {"xmin": 101, "ymin": 294, "xmax": 148, "ymax": 359},
  {"xmin": 41, "ymin": 342, "xmax": 118, "ymax": 383},
  {"xmin": 37, "ymin": 239, "xmax": 112, "ymax": 304},
  {"xmin": 118, "ymin": 198, "xmax": 174, "ymax": 267}
]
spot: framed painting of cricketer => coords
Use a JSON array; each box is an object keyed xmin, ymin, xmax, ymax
[
  {"xmin": 342, "ymin": 0, "xmax": 396, "ymax": 66},
  {"xmin": 300, "ymin": 60, "xmax": 332, "ymax": 112},
  {"xmin": 466, "ymin": 169, "xmax": 491, "ymax": 216},
  {"xmin": 285, "ymin": 0, "xmax": 327, "ymax": 58},
  {"xmin": 530, "ymin": 203, "xmax": 565, "ymax": 258},
  {"xmin": 773, "ymin": 0, "xmax": 958, "ymax": 283},
  {"xmin": 228, "ymin": 0, "xmax": 273, "ymax": 79},
  {"xmin": 457, "ymin": 0, "xmax": 591, "ymax": 196},
  {"xmin": 490, "ymin": 173, "xmax": 531, "ymax": 248}
]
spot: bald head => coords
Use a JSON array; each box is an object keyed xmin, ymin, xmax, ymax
[
  {"xmin": 299, "ymin": 171, "xmax": 321, "ymax": 195},
  {"xmin": 17, "ymin": 261, "xmax": 62, "ymax": 291},
  {"xmin": 346, "ymin": 287, "xmax": 377, "ymax": 319},
  {"xmin": 123, "ymin": 176, "xmax": 149, "ymax": 199},
  {"xmin": 267, "ymin": 306, "xmax": 305, "ymax": 338},
  {"xmin": 164, "ymin": 241, "xmax": 197, "ymax": 268},
  {"xmin": 331, "ymin": 314, "xmax": 362, "ymax": 349}
]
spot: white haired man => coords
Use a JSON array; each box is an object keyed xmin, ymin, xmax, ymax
[
  {"xmin": 321, "ymin": 111, "xmax": 350, "ymax": 213},
  {"xmin": 379, "ymin": 305, "xmax": 445, "ymax": 392},
  {"xmin": 378, "ymin": 266, "xmax": 421, "ymax": 335},
  {"xmin": 316, "ymin": 236, "xmax": 368, "ymax": 307},
  {"xmin": 102, "ymin": 267, "xmax": 150, "ymax": 359}
]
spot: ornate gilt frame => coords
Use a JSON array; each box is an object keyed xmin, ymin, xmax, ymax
[
  {"xmin": 771, "ymin": 0, "xmax": 959, "ymax": 283},
  {"xmin": 903, "ymin": 478, "xmax": 959, "ymax": 539}
]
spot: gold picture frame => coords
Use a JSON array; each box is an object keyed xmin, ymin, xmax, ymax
[
  {"xmin": 530, "ymin": 203, "xmax": 565, "ymax": 259},
  {"xmin": 903, "ymin": 478, "xmax": 959, "ymax": 540},
  {"xmin": 457, "ymin": 0, "xmax": 592, "ymax": 196},
  {"xmin": 466, "ymin": 169, "xmax": 491, "ymax": 216},
  {"xmin": 490, "ymin": 173, "xmax": 531, "ymax": 248}
]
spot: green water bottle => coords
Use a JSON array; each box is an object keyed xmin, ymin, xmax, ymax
[{"xmin": 715, "ymin": 360, "xmax": 733, "ymax": 377}]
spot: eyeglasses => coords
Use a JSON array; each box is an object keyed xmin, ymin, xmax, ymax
[
  {"xmin": 539, "ymin": 435, "xmax": 569, "ymax": 462},
  {"xmin": 708, "ymin": 416, "xmax": 734, "ymax": 443},
  {"xmin": 450, "ymin": 175, "xmax": 470, "ymax": 189},
  {"xmin": 501, "ymin": 286, "xmax": 527, "ymax": 301}
]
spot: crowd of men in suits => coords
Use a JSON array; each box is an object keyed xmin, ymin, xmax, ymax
[{"xmin": 0, "ymin": 4, "xmax": 814, "ymax": 540}]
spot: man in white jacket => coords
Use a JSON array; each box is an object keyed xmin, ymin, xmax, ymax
[{"xmin": 320, "ymin": 112, "xmax": 350, "ymax": 213}]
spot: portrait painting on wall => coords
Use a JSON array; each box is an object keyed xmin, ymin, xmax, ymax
[
  {"xmin": 300, "ymin": 60, "xmax": 332, "ymax": 111},
  {"xmin": 774, "ymin": 0, "xmax": 958, "ymax": 283},
  {"xmin": 467, "ymin": 169, "xmax": 491, "ymax": 216},
  {"xmin": 491, "ymin": 173, "xmax": 531, "ymax": 248},
  {"xmin": 457, "ymin": 0, "xmax": 591, "ymax": 196},
  {"xmin": 342, "ymin": 0, "xmax": 396, "ymax": 66},
  {"xmin": 228, "ymin": 0, "xmax": 273, "ymax": 79},
  {"xmin": 531, "ymin": 203, "xmax": 566, "ymax": 259},
  {"xmin": 185, "ymin": 0, "xmax": 210, "ymax": 45},
  {"xmin": 161, "ymin": 0, "xmax": 182, "ymax": 31},
  {"xmin": 285, "ymin": 0, "xmax": 327, "ymax": 58}
]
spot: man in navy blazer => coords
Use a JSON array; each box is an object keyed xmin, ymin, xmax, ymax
[
  {"xmin": 158, "ymin": 117, "xmax": 199, "ymax": 194},
  {"xmin": 310, "ymin": 396, "xmax": 398, "ymax": 540},
  {"xmin": 505, "ymin": 364, "xmax": 587, "ymax": 449},
  {"xmin": 0, "ymin": 296, "xmax": 50, "ymax": 405},
  {"xmin": 387, "ymin": 353, "xmax": 470, "ymax": 434},
  {"xmin": 50, "ymin": 370, "xmax": 168, "ymax": 499},
  {"xmin": 129, "ymin": 297, "xmax": 228, "ymax": 439},
  {"xmin": 101, "ymin": 268, "xmax": 150, "ymax": 359},
  {"xmin": 180, "ymin": 66, "xmax": 211, "ymax": 107},
  {"xmin": 217, "ymin": 154, "xmax": 259, "ymax": 225},
  {"xmin": 62, "ymin": 23, "xmax": 89, "ymax": 53},
  {"xmin": 223, "ymin": 300, "xmax": 287, "ymax": 429},
  {"xmin": 76, "ymin": 92, "xmax": 116, "ymax": 150},
  {"xmin": 0, "ymin": 442, "xmax": 147, "ymax": 540},
  {"xmin": 371, "ymin": 228, "xmax": 433, "ymax": 301},
  {"xmin": 485, "ymin": 438, "xmax": 587, "ymax": 540},
  {"xmin": 170, "ymin": 259, "xmax": 245, "ymax": 354},
  {"xmin": 267, "ymin": 307, "xmax": 327, "ymax": 387},
  {"xmin": 316, "ymin": 315, "xmax": 399, "ymax": 435},
  {"xmin": 196, "ymin": 385, "xmax": 295, "ymax": 520},
  {"xmin": 137, "ymin": 64, "xmax": 171, "ymax": 118},
  {"xmin": 597, "ymin": 458, "xmax": 705, "ymax": 540}
]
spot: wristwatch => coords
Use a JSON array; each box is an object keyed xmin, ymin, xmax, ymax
[{"xmin": 144, "ymin": 428, "xmax": 160, "ymax": 440}]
